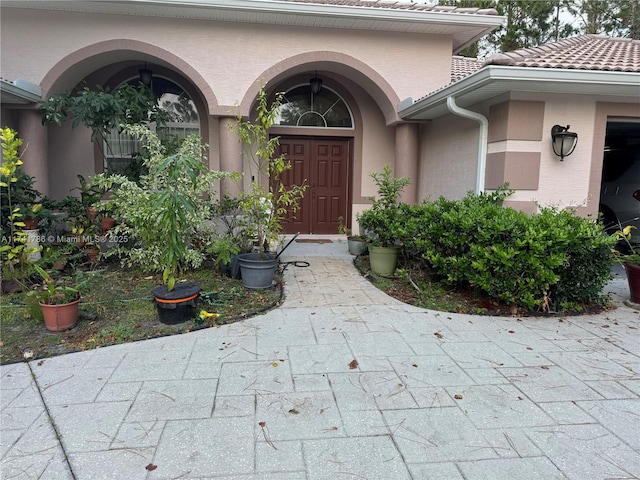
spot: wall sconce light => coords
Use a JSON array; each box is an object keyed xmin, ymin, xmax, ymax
[
  {"xmin": 139, "ymin": 63, "xmax": 153, "ymax": 87},
  {"xmin": 309, "ymin": 72, "xmax": 322, "ymax": 95},
  {"xmin": 551, "ymin": 124, "xmax": 578, "ymax": 160}
]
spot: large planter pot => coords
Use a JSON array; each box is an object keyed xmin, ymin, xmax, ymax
[
  {"xmin": 237, "ymin": 252, "xmax": 278, "ymax": 289},
  {"xmin": 624, "ymin": 263, "xmax": 640, "ymax": 303},
  {"xmin": 152, "ymin": 282, "xmax": 200, "ymax": 325},
  {"xmin": 368, "ymin": 245, "xmax": 400, "ymax": 276},
  {"xmin": 40, "ymin": 299, "xmax": 80, "ymax": 332},
  {"xmin": 347, "ymin": 237, "xmax": 368, "ymax": 256}
]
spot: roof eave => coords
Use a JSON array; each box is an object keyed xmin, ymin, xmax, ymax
[
  {"xmin": 399, "ymin": 66, "xmax": 640, "ymax": 121},
  {"xmin": 0, "ymin": 78, "xmax": 42, "ymax": 105},
  {"xmin": 0, "ymin": 0, "xmax": 503, "ymax": 50}
]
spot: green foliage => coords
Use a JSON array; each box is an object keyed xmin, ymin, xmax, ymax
[
  {"xmin": 234, "ymin": 85, "xmax": 307, "ymax": 257},
  {"xmin": 357, "ymin": 164, "xmax": 410, "ymax": 247},
  {"xmin": 72, "ymin": 174, "xmax": 107, "ymax": 208},
  {"xmin": 27, "ymin": 264, "xmax": 81, "ymax": 305},
  {"xmin": 209, "ymin": 195, "xmax": 254, "ymax": 257},
  {"xmin": 93, "ymin": 124, "xmax": 236, "ymax": 289},
  {"xmin": 40, "ymin": 83, "xmax": 168, "ymax": 159},
  {"xmin": 0, "ymin": 128, "xmax": 41, "ymax": 280},
  {"xmin": 612, "ymin": 225, "xmax": 640, "ymax": 265},
  {"xmin": 399, "ymin": 188, "xmax": 615, "ymax": 310},
  {"xmin": 549, "ymin": 209, "xmax": 616, "ymax": 305}
]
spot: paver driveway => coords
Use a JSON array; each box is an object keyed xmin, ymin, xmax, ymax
[{"xmin": 1, "ymin": 239, "xmax": 639, "ymax": 479}]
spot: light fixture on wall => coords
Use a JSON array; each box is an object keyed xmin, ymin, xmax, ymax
[
  {"xmin": 551, "ymin": 124, "xmax": 578, "ymax": 160},
  {"xmin": 139, "ymin": 63, "xmax": 153, "ymax": 87},
  {"xmin": 309, "ymin": 72, "xmax": 322, "ymax": 95}
]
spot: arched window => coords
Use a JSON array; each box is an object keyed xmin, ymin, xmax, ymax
[
  {"xmin": 275, "ymin": 85, "xmax": 353, "ymax": 128},
  {"xmin": 104, "ymin": 77, "xmax": 199, "ymax": 174}
]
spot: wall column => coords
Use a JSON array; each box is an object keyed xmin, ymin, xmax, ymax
[
  {"xmin": 218, "ymin": 117, "xmax": 243, "ymax": 197},
  {"xmin": 395, "ymin": 122, "xmax": 419, "ymax": 204},
  {"xmin": 18, "ymin": 108, "xmax": 49, "ymax": 196}
]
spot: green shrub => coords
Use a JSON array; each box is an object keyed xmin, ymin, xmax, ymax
[
  {"xmin": 544, "ymin": 209, "xmax": 615, "ymax": 308},
  {"xmin": 400, "ymin": 189, "xmax": 615, "ymax": 311},
  {"xmin": 357, "ymin": 164, "xmax": 410, "ymax": 247}
]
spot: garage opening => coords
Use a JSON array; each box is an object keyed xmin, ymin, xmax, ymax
[{"xmin": 599, "ymin": 119, "xmax": 640, "ymax": 241}]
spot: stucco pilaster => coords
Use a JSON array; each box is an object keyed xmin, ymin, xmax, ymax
[
  {"xmin": 218, "ymin": 117, "xmax": 242, "ymax": 197},
  {"xmin": 18, "ymin": 109, "xmax": 49, "ymax": 196},
  {"xmin": 395, "ymin": 122, "xmax": 419, "ymax": 204}
]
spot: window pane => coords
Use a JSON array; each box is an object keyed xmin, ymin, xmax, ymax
[{"xmin": 275, "ymin": 86, "xmax": 352, "ymax": 128}]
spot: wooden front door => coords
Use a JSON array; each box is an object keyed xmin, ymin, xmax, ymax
[{"xmin": 277, "ymin": 137, "xmax": 351, "ymax": 234}]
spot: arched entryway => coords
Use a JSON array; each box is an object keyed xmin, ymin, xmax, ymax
[{"xmin": 273, "ymin": 83, "xmax": 354, "ymax": 234}]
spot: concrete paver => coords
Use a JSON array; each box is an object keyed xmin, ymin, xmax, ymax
[{"xmin": 1, "ymin": 237, "xmax": 639, "ymax": 479}]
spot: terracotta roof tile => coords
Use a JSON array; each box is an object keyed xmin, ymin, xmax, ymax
[
  {"xmin": 484, "ymin": 35, "xmax": 640, "ymax": 72},
  {"xmin": 451, "ymin": 55, "xmax": 483, "ymax": 82},
  {"xmin": 282, "ymin": 0, "xmax": 498, "ymax": 15}
]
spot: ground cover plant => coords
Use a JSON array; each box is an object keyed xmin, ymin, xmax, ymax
[{"xmin": 0, "ymin": 260, "xmax": 281, "ymax": 364}]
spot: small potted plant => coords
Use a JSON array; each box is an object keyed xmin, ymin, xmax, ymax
[
  {"xmin": 357, "ymin": 164, "xmax": 410, "ymax": 276},
  {"xmin": 234, "ymin": 86, "xmax": 307, "ymax": 289},
  {"xmin": 73, "ymin": 174, "xmax": 107, "ymax": 220},
  {"xmin": 28, "ymin": 264, "xmax": 82, "ymax": 332},
  {"xmin": 339, "ymin": 216, "xmax": 367, "ymax": 256},
  {"xmin": 613, "ymin": 225, "xmax": 640, "ymax": 303}
]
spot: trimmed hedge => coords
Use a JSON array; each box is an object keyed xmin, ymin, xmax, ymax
[{"xmin": 398, "ymin": 190, "xmax": 615, "ymax": 311}]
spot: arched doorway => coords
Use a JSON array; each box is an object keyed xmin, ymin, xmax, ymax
[{"xmin": 274, "ymin": 84, "xmax": 354, "ymax": 235}]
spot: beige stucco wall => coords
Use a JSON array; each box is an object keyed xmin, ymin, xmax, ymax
[
  {"xmin": 415, "ymin": 91, "xmax": 640, "ymax": 220},
  {"xmin": 1, "ymin": 8, "xmax": 452, "ymax": 115},
  {"xmin": 1, "ymin": 6, "xmax": 454, "ymax": 211},
  {"xmin": 485, "ymin": 92, "xmax": 639, "ymax": 218},
  {"xmin": 417, "ymin": 114, "xmax": 479, "ymax": 201}
]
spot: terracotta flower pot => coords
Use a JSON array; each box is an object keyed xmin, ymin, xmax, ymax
[
  {"xmin": 40, "ymin": 299, "xmax": 80, "ymax": 332},
  {"xmin": 101, "ymin": 217, "xmax": 116, "ymax": 234},
  {"xmin": 624, "ymin": 263, "xmax": 640, "ymax": 303},
  {"xmin": 22, "ymin": 217, "xmax": 39, "ymax": 230}
]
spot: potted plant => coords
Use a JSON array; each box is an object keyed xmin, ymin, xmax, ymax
[
  {"xmin": 613, "ymin": 225, "xmax": 640, "ymax": 303},
  {"xmin": 357, "ymin": 164, "xmax": 410, "ymax": 276},
  {"xmin": 339, "ymin": 216, "xmax": 367, "ymax": 256},
  {"xmin": 234, "ymin": 86, "xmax": 307, "ymax": 288},
  {"xmin": 208, "ymin": 195, "xmax": 253, "ymax": 278},
  {"xmin": 92, "ymin": 124, "xmax": 232, "ymax": 323},
  {"xmin": 73, "ymin": 174, "xmax": 107, "ymax": 219},
  {"xmin": 28, "ymin": 264, "xmax": 82, "ymax": 332}
]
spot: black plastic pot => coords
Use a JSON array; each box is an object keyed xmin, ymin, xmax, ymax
[{"xmin": 152, "ymin": 282, "xmax": 201, "ymax": 325}]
